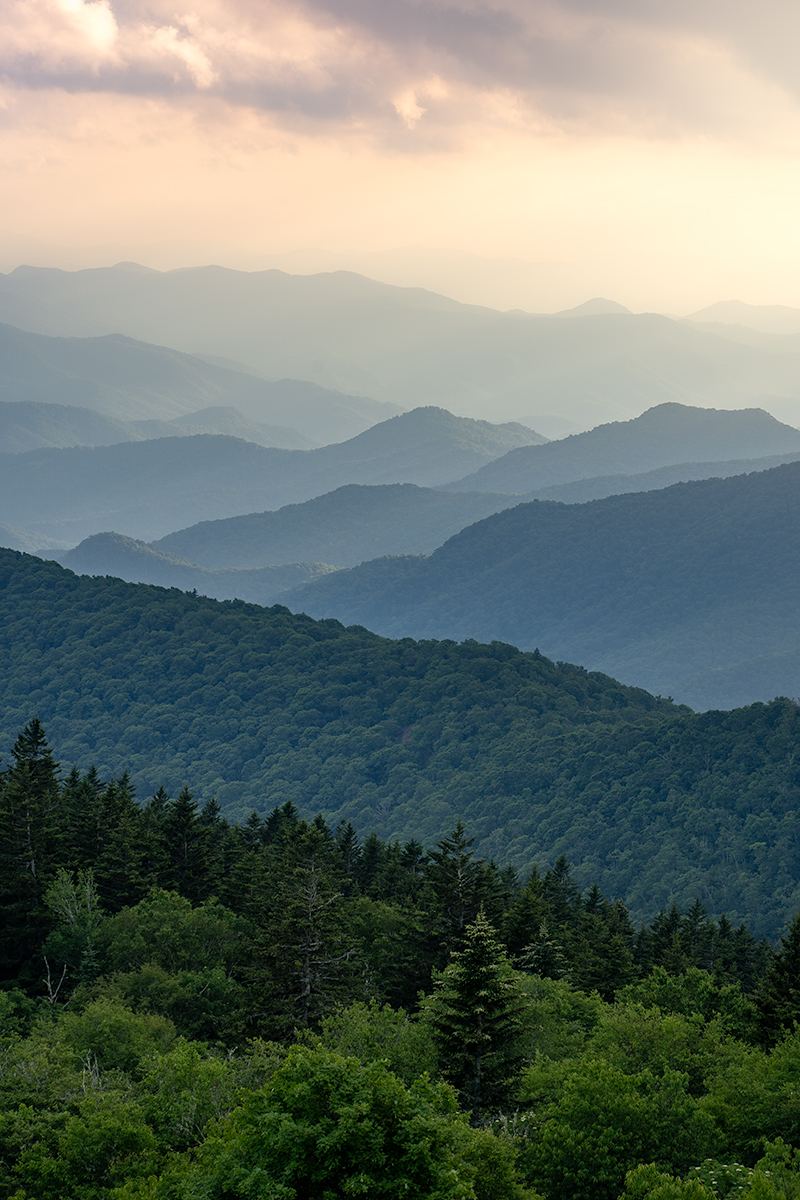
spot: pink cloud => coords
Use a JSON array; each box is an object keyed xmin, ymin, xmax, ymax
[{"xmin": 1, "ymin": 0, "xmax": 799, "ymax": 141}]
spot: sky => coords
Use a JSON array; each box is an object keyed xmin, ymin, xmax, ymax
[{"xmin": 3, "ymin": 0, "xmax": 800, "ymax": 311}]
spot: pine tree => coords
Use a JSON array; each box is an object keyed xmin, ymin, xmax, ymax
[
  {"xmin": 426, "ymin": 908, "xmax": 528, "ymax": 1123},
  {"xmin": 0, "ymin": 720, "xmax": 62, "ymax": 983},
  {"xmin": 756, "ymin": 909, "xmax": 800, "ymax": 1043}
]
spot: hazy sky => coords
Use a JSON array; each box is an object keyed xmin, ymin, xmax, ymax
[{"xmin": 3, "ymin": 0, "xmax": 800, "ymax": 310}]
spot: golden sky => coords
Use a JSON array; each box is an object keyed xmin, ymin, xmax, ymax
[{"xmin": 3, "ymin": 0, "xmax": 800, "ymax": 311}]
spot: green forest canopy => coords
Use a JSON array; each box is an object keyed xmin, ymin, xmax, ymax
[{"xmin": 2, "ymin": 548, "xmax": 800, "ymax": 936}]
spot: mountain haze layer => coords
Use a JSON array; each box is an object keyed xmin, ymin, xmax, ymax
[
  {"xmin": 0, "ymin": 399, "xmax": 315, "ymax": 453},
  {"xmin": 59, "ymin": 532, "xmax": 337, "ymax": 604},
  {"xmin": 286, "ymin": 461, "xmax": 800, "ymax": 710},
  {"xmin": 0, "ymin": 321, "xmax": 399, "ymax": 442},
  {"xmin": 0, "ymin": 408, "xmax": 540, "ymax": 543},
  {"xmin": 4, "ymin": 265, "xmax": 800, "ymax": 427},
  {"xmin": 153, "ymin": 483, "xmax": 520, "ymax": 569}
]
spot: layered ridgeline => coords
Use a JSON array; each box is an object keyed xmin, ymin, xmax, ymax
[
  {"xmin": 0, "ymin": 407, "xmax": 540, "ymax": 543},
  {"xmin": 4, "ymin": 264, "xmax": 800, "ymax": 428},
  {"xmin": 0, "ymin": 321, "xmax": 398, "ymax": 443},
  {"xmin": 444, "ymin": 402, "xmax": 800, "ymax": 493},
  {"xmin": 149, "ymin": 403, "xmax": 800, "ymax": 570},
  {"xmin": 3, "ymin": 547, "xmax": 800, "ymax": 935},
  {"xmin": 286, "ymin": 460, "xmax": 800, "ymax": 713},
  {"xmin": 0, "ymin": 399, "xmax": 318, "ymax": 453},
  {"xmin": 148, "ymin": 484, "xmax": 518, "ymax": 569},
  {"xmin": 60, "ymin": 532, "xmax": 337, "ymax": 605}
]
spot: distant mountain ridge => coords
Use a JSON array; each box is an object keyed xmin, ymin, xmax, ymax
[
  {"xmin": 0, "ymin": 407, "xmax": 543, "ymax": 543},
  {"xmin": 0, "ymin": 399, "xmax": 315, "ymax": 453},
  {"xmin": 4, "ymin": 265, "xmax": 800, "ymax": 428},
  {"xmin": 444, "ymin": 403, "xmax": 800, "ymax": 493},
  {"xmin": 59, "ymin": 532, "xmax": 337, "ymax": 605},
  {"xmin": 0, "ymin": 321, "xmax": 399, "ymax": 442},
  {"xmin": 153, "ymin": 483, "xmax": 520, "ymax": 569},
  {"xmin": 285, "ymin": 460, "xmax": 800, "ymax": 711}
]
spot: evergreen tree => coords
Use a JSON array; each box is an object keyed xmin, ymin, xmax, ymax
[
  {"xmin": 757, "ymin": 908, "xmax": 800, "ymax": 1042},
  {"xmin": 426, "ymin": 908, "xmax": 528, "ymax": 1122},
  {"xmin": 162, "ymin": 786, "xmax": 213, "ymax": 904},
  {"xmin": 0, "ymin": 719, "xmax": 62, "ymax": 983}
]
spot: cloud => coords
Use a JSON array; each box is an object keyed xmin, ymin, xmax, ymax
[{"xmin": 2, "ymin": 0, "xmax": 800, "ymax": 143}]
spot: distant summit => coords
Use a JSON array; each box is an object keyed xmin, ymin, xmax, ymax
[
  {"xmin": 443, "ymin": 402, "xmax": 800, "ymax": 494},
  {"xmin": 686, "ymin": 299, "xmax": 800, "ymax": 336},
  {"xmin": 555, "ymin": 297, "xmax": 632, "ymax": 317}
]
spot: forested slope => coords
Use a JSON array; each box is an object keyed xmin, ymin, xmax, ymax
[
  {"xmin": 2, "ymin": 548, "xmax": 800, "ymax": 935},
  {"xmin": 287, "ymin": 461, "xmax": 800, "ymax": 710}
]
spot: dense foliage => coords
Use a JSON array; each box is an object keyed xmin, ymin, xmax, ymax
[
  {"xmin": 3, "ymin": 549, "xmax": 800, "ymax": 935},
  {"xmin": 288, "ymin": 459, "xmax": 800, "ymax": 710},
  {"xmin": 1, "ymin": 719, "xmax": 799, "ymax": 1200}
]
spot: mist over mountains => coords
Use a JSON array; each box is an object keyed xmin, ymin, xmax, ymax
[
  {"xmin": 0, "ymin": 321, "xmax": 398, "ymax": 442},
  {"xmin": 0, "ymin": 399, "xmax": 317, "ymax": 454},
  {"xmin": 0, "ymin": 408, "xmax": 540, "ymax": 542},
  {"xmin": 4, "ymin": 265, "xmax": 800, "ymax": 428},
  {"xmin": 60, "ymin": 532, "xmax": 336, "ymax": 605}
]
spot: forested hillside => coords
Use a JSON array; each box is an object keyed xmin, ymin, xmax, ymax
[
  {"xmin": 2, "ymin": 548, "xmax": 800, "ymax": 936},
  {"xmin": 4, "ymin": 717, "xmax": 800, "ymax": 1200},
  {"xmin": 287, "ymin": 461, "xmax": 800, "ymax": 710},
  {"xmin": 445, "ymin": 403, "xmax": 800, "ymax": 494},
  {"xmin": 0, "ymin": 408, "xmax": 540, "ymax": 543}
]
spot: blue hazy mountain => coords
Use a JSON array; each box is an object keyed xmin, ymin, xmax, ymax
[
  {"xmin": 58, "ymin": 532, "xmax": 337, "ymax": 604},
  {"xmin": 284, "ymin": 460, "xmax": 800, "ymax": 711},
  {"xmin": 0, "ymin": 320, "xmax": 399, "ymax": 442},
  {"xmin": 0, "ymin": 399, "xmax": 315, "ymax": 453},
  {"xmin": 4, "ymin": 264, "xmax": 800, "ymax": 428},
  {"xmin": 0, "ymin": 407, "xmax": 543, "ymax": 543},
  {"xmin": 444, "ymin": 403, "xmax": 800, "ymax": 493}
]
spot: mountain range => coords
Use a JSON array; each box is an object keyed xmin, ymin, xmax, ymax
[
  {"xmin": 4, "ymin": 265, "xmax": 800, "ymax": 428},
  {"xmin": 0, "ymin": 407, "xmax": 541, "ymax": 543},
  {"xmin": 285, "ymin": 460, "xmax": 800, "ymax": 711},
  {"xmin": 0, "ymin": 321, "xmax": 399, "ymax": 442}
]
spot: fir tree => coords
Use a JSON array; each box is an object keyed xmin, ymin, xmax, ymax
[{"xmin": 426, "ymin": 908, "xmax": 528, "ymax": 1122}]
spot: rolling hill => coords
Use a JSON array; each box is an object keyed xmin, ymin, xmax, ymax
[
  {"xmin": 284, "ymin": 460, "xmax": 800, "ymax": 711},
  {"xmin": 0, "ymin": 321, "xmax": 399, "ymax": 441},
  {"xmin": 444, "ymin": 403, "xmax": 800, "ymax": 494},
  {"xmin": 3, "ymin": 546, "xmax": 800, "ymax": 935},
  {"xmin": 58, "ymin": 532, "xmax": 337, "ymax": 604},
  {"xmin": 4, "ymin": 264, "xmax": 800, "ymax": 428},
  {"xmin": 0, "ymin": 408, "xmax": 542, "ymax": 543}
]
